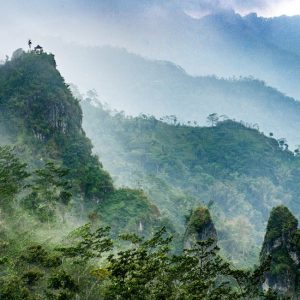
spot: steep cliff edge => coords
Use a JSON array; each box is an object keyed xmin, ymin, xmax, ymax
[
  {"xmin": 0, "ymin": 49, "xmax": 162, "ymax": 235},
  {"xmin": 0, "ymin": 49, "xmax": 113, "ymax": 201},
  {"xmin": 260, "ymin": 206, "xmax": 300, "ymax": 297}
]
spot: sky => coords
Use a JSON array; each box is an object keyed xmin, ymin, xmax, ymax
[
  {"xmin": 0, "ymin": 0, "xmax": 298, "ymax": 63},
  {"xmin": 1, "ymin": 0, "xmax": 300, "ymax": 71},
  {"xmin": 267, "ymin": 0, "xmax": 300, "ymax": 16},
  {"xmin": 234, "ymin": 0, "xmax": 300, "ymax": 16},
  {"xmin": 1, "ymin": 0, "xmax": 300, "ymax": 21},
  {"xmin": 179, "ymin": 0, "xmax": 300, "ymax": 17},
  {"xmin": 1, "ymin": 1, "xmax": 299, "ymax": 44},
  {"xmin": 0, "ymin": 0, "xmax": 299, "ymax": 82}
]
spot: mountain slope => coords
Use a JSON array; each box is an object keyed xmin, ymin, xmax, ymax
[
  {"xmin": 82, "ymin": 100, "xmax": 300, "ymax": 265},
  {"xmin": 0, "ymin": 49, "xmax": 161, "ymax": 236}
]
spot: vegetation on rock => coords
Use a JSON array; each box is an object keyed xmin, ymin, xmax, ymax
[{"xmin": 260, "ymin": 206, "xmax": 300, "ymax": 297}]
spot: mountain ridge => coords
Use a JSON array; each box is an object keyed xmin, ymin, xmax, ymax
[{"xmin": 62, "ymin": 45, "xmax": 300, "ymax": 148}]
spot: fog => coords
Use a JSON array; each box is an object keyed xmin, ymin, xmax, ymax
[
  {"xmin": 2, "ymin": 1, "xmax": 300, "ymax": 98},
  {"xmin": 2, "ymin": 0, "xmax": 300, "ymax": 147}
]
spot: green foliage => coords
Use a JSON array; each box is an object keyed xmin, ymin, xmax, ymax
[
  {"xmin": 101, "ymin": 228, "xmax": 268, "ymax": 299},
  {"xmin": 0, "ymin": 49, "xmax": 286, "ymax": 299},
  {"xmin": 0, "ymin": 276, "xmax": 33, "ymax": 300},
  {"xmin": 0, "ymin": 51, "xmax": 163, "ymax": 247},
  {"xmin": 186, "ymin": 206, "xmax": 212, "ymax": 234},
  {"xmin": 0, "ymin": 146, "xmax": 28, "ymax": 208},
  {"xmin": 20, "ymin": 244, "xmax": 62, "ymax": 268},
  {"xmin": 82, "ymin": 99, "xmax": 300, "ymax": 266},
  {"xmin": 61, "ymin": 135, "xmax": 114, "ymax": 200},
  {"xmin": 264, "ymin": 206, "xmax": 298, "ymax": 244},
  {"xmin": 100, "ymin": 188, "xmax": 160, "ymax": 235},
  {"xmin": 260, "ymin": 206, "xmax": 300, "ymax": 297},
  {"xmin": 0, "ymin": 52, "xmax": 81, "ymax": 139},
  {"xmin": 55, "ymin": 223, "xmax": 113, "ymax": 262},
  {"xmin": 22, "ymin": 268, "xmax": 44, "ymax": 285},
  {"xmin": 47, "ymin": 270, "xmax": 78, "ymax": 299},
  {"xmin": 22, "ymin": 162, "xmax": 72, "ymax": 221}
]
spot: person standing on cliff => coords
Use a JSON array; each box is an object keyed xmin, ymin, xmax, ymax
[{"xmin": 28, "ymin": 39, "xmax": 32, "ymax": 52}]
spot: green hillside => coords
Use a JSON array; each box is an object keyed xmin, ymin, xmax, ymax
[
  {"xmin": 82, "ymin": 99, "xmax": 300, "ymax": 266},
  {"xmin": 0, "ymin": 50, "xmax": 162, "ymax": 236},
  {"xmin": 0, "ymin": 49, "xmax": 275, "ymax": 299}
]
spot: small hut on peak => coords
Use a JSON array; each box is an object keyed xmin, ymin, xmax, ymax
[{"xmin": 34, "ymin": 45, "xmax": 43, "ymax": 54}]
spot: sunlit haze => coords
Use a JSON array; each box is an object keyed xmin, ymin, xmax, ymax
[{"xmin": 258, "ymin": 0, "xmax": 300, "ymax": 16}]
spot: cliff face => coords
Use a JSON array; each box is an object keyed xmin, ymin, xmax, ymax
[
  {"xmin": 0, "ymin": 50, "xmax": 82, "ymax": 140},
  {"xmin": 0, "ymin": 50, "xmax": 115, "ymax": 201},
  {"xmin": 260, "ymin": 206, "xmax": 300, "ymax": 297},
  {"xmin": 184, "ymin": 207, "xmax": 217, "ymax": 249},
  {"xmin": 0, "ymin": 49, "xmax": 163, "ymax": 236}
]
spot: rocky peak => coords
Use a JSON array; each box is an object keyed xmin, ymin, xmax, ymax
[
  {"xmin": 0, "ymin": 50, "xmax": 82, "ymax": 141},
  {"xmin": 260, "ymin": 205, "xmax": 300, "ymax": 297},
  {"xmin": 183, "ymin": 206, "xmax": 217, "ymax": 249}
]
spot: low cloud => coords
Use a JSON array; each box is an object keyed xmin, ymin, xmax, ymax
[{"xmin": 181, "ymin": 0, "xmax": 284, "ymax": 15}]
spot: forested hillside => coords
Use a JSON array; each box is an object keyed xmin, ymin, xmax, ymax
[
  {"xmin": 1, "ymin": 48, "xmax": 300, "ymax": 298},
  {"xmin": 0, "ymin": 50, "xmax": 173, "ymax": 299},
  {"xmin": 82, "ymin": 99, "xmax": 300, "ymax": 266},
  {"xmin": 0, "ymin": 50, "xmax": 165, "ymax": 237}
]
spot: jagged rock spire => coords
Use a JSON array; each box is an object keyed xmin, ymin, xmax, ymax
[
  {"xmin": 184, "ymin": 206, "xmax": 217, "ymax": 249},
  {"xmin": 260, "ymin": 205, "xmax": 300, "ymax": 298}
]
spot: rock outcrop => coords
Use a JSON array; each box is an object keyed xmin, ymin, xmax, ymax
[
  {"xmin": 260, "ymin": 205, "xmax": 300, "ymax": 298},
  {"xmin": 183, "ymin": 206, "xmax": 217, "ymax": 249}
]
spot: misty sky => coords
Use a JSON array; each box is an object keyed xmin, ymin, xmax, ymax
[
  {"xmin": 1, "ymin": 0, "xmax": 300, "ymax": 18},
  {"xmin": 1, "ymin": 0, "xmax": 300, "ymax": 92},
  {"xmin": 1, "ymin": 0, "xmax": 299, "ymax": 58}
]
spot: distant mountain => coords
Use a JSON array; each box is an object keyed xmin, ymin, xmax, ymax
[
  {"xmin": 196, "ymin": 12, "xmax": 300, "ymax": 99},
  {"xmin": 59, "ymin": 46, "xmax": 300, "ymax": 148},
  {"xmin": 41, "ymin": 10, "xmax": 300, "ymax": 101}
]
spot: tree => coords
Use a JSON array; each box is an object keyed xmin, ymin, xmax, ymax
[
  {"xmin": 207, "ymin": 113, "xmax": 219, "ymax": 126},
  {"xmin": 0, "ymin": 146, "xmax": 28, "ymax": 209},
  {"xmin": 55, "ymin": 223, "xmax": 113, "ymax": 262},
  {"xmin": 100, "ymin": 228, "xmax": 267, "ymax": 299},
  {"xmin": 294, "ymin": 145, "xmax": 300, "ymax": 157},
  {"xmin": 22, "ymin": 162, "xmax": 72, "ymax": 222}
]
